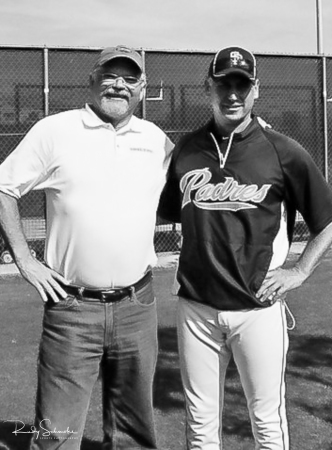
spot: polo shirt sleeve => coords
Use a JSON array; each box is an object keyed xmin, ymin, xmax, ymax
[
  {"xmin": 162, "ymin": 135, "xmax": 175, "ymax": 171},
  {"xmin": 277, "ymin": 136, "xmax": 332, "ymax": 234},
  {"xmin": 0, "ymin": 120, "xmax": 52, "ymax": 199}
]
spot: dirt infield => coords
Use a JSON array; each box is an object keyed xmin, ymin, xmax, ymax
[{"xmin": 0, "ymin": 247, "xmax": 332, "ymax": 449}]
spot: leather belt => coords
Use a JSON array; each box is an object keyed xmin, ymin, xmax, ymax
[{"xmin": 63, "ymin": 270, "xmax": 152, "ymax": 303}]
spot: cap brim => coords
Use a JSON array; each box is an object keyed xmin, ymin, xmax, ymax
[
  {"xmin": 213, "ymin": 68, "xmax": 255, "ymax": 80},
  {"xmin": 97, "ymin": 55, "xmax": 143, "ymax": 72}
]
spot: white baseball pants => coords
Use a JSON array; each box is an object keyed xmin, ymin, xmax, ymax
[{"xmin": 177, "ymin": 297, "xmax": 289, "ymax": 450}]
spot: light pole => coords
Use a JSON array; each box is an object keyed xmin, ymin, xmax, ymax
[
  {"xmin": 316, "ymin": 0, "xmax": 329, "ymax": 181},
  {"xmin": 316, "ymin": 0, "xmax": 323, "ymax": 54}
]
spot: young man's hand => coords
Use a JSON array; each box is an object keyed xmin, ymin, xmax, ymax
[{"xmin": 256, "ymin": 266, "xmax": 307, "ymax": 304}]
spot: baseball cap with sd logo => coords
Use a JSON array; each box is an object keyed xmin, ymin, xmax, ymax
[{"xmin": 210, "ymin": 46, "xmax": 257, "ymax": 81}]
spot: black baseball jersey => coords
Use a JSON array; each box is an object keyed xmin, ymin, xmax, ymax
[{"xmin": 159, "ymin": 116, "xmax": 332, "ymax": 310}]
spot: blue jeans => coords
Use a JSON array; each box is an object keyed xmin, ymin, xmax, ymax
[{"xmin": 29, "ymin": 280, "xmax": 158, "ymax": 450}]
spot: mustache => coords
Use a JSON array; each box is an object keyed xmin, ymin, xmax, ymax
[{"xmin": 101, "ymin": 90, "xmax": 130, "ymax": 100}]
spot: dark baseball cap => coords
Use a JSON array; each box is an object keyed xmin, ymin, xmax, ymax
[
  {"xmin": 93, "ymin": 45, "xmax": 144, "ymax": 73},
  {"xmin": 210, "ymin": 46, "xmax": 256, "ymax": 80}
]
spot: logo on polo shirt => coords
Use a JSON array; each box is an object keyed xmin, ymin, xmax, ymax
[
  {"xmin": 130, "ymin": 147, "xmax": 153, "ymax": 153},
  {"xmin": 180, "ymin": 168, "xmax": 271, "ymax": 211}
]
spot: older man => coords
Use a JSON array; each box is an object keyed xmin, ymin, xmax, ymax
[{"xmin": 0, "ymin": 45, "xmax": 173, "ymax": 449}]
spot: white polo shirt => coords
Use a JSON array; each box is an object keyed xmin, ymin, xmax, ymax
[{"xmin": 0, "ymin": 105, "xmax": 174, "ymax": 288}]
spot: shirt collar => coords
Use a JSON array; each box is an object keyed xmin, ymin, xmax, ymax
[
  {"xmin": 206, "ymin": 114, "xmax": 259, "ymax": 141},
  {"xmin": 81, "ymin": 104, "xmax": 142, "ymax": 133}
]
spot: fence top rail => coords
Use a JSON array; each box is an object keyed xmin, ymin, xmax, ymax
[{"xmin": 0, "ymin": 44, "xmax": 331, "ymax": 58}]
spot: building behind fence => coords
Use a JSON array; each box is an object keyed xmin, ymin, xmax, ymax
[{"xmin": 1, "ymin": 46, "xmax": 332, "ymax": 261}]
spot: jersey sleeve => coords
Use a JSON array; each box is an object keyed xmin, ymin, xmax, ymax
[
  {"xmin": 277, "ymin": 136, "xmax": 332, "ymax": 234},
  {"xmin": 158, "ymin": 144, "xmax": 182, "ymax": 223},
  {"xmin": 0, "ymin": 120, "xmax": 52, "ymax": 199}
]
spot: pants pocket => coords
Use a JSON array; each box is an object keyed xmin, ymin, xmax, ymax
[
  {"xmin": 132, "ymin": 282, "xmax": 156, "ymax": 307},
  {"xmin": 45, "ymin": 294, "xmax": 82, "ymax": 310}
]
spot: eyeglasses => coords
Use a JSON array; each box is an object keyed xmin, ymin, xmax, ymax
[{"xmin": 100, "ymin": 73, "xmax": 144, "ymax": 87}]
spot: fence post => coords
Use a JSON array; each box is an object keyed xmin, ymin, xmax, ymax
[
  {"xmin": 322, "ymin": 56, "xmax": 329, "ymax": 182},
  {"xmin": 43, "ymin": 47, "xmax": 49, "ymax": 117},
  {"xmin": 316, "ymin": 0, "xmax": 329, "ymax": 182},
  {"xmin": 141, "ymin": 48, "xmax": 146, "ymax": 120}
]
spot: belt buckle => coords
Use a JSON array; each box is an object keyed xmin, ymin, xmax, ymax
[{"xmin": 101, "ymin": 289, "xmax": 116, "ymax": 302}]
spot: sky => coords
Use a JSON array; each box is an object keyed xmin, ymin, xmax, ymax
[{"xmin": 0, "ymin": 0, "xmax": 332, "ymax": 55}]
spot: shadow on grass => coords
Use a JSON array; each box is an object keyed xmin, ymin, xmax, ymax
[
  {"xmin": 287, "ymin": 334, "xmax": 332, "ymax": 424},
  {"xmin": 154, "ymin": 327, "xmax": 184, "ymax": 410},
  {"xmin": 288, "ymin": 335, "xmax": 332, "ymax": 385}
]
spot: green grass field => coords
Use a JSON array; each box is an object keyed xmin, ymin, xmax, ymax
[{"xmin": 0, "ymin": 253, "xmax": 332, "ymax": 450}]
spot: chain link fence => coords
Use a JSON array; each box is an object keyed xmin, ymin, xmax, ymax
[
  {"xmin": 0, "ymin": 46, "xmax": 331, "ymax": 262},
  {"xmin": 326, "ymin": 56, "xmax": 332, "ymax": 182}
]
